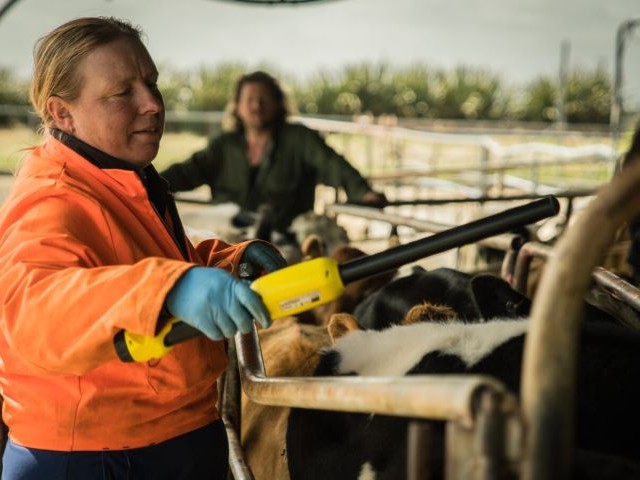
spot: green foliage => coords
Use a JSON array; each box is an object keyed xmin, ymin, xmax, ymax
[
  {"xmin": 292, "ymin": 71, "xmax": 342, "ymax": 115},
  {"xmin": 0, "ymin": 68, "xmax": 29, "ymax": 105},
  {"xmin": 0, "ymin": 68, "xmax": 30, "ymax": 127},
  {"xmin": 389, "ymin": 64, "xmax": 432, "ymax": 117},
  {"xmin": 156, "ymin": 65, "xmax": 193, "ymax": 111},
  {"xmin": 423, "ymin": 66, "xmax": 508, "ymax": 120},
  {"xmin": 157, "ymin": 62, "xmax": 247, "ymax": 112},
  {"xmin": 516, "ymin": 67, "xmax": 611, "ymax": 123},
  {"xmin": 0, "ymin": 62, "xmax": 612, "ymax": 125},
  {"xmin": 565, "ymin": 67, "xmax": 611, "ymax": 124},
  {"xmin": 185, "ymin": 63, "xmax": 246, "ymax": 111},
  {"xmin": 518, "ymin": 77, "xmax": 557, "ymax": 122},
  {"xmin": 292, "ymin": 63, "xmax": 511, "ymax": 120},
  {"xmin": 159, "ymin": 62, "xmax": 291, "ymax": 113}
]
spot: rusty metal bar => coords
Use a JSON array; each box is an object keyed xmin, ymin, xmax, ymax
[
  {"xmin": 472, "ymin": 389, "xmax": 521, "ymax": 480},
  {"xmin": 222, "ymin": 413, "xmax": 254, "ymax": 480},
  {"xmin": 474, "ymin": 391, "xmax": 506, "ymax": 479},
  {"xmin": 379, "ymin": 189, "xmax": 595, "ymax": 207},
  {"xmin": 501, "ymin": 249, "xmax": 518, "ymax": 283},
  {"xmin": 326, "ymin": 203, "xmax": 524, "ymax": 253},
  {"xmin": 521, "ymin": 160, "xmax": 640, "ymax": 479},
  {"xmin": 407, "ymin": 422, "xmax": 437, "ymax": 480},
  {"xmin": 366, "ymin": 155, "xmax": 611, "ymax": 182},
  {"xmin": 444, "ymin": 388, "xmax": 521, "ymax": 480},
  {"xmin": 235, "ymin": 326, "xmax": 507, "ymax": 429},
  {"xmin": 510, "ymin": 241, "xmax": 640, "ymax": 317},
  {"xmin": 446, "ymin": 420, "xmax": 475, "ymax": 479},
  {"xmin": 221, "ymin": 343, "xmax": 253, "ymax": 480},
  {"xmin": 512, "ymin": 242, "xmax": 554, "ymax": 293},
  {"xmin": 326, "ymin": 203, "xmax": 453, "ymax": 233},
  {"xmin": 222, "ymin": 343, "xmax": 242, "ymax": 441},
  {"xmin": 481, "ymin": 234, "xmax": 526, "ymax": 253},
  {"xmin": 592, "ymin": 266, "xmax": 640, "ymax": 311}
]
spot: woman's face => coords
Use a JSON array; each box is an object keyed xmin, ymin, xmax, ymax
[
  {"xmin": 236, "ymin": 82, "xmax": 279, "ymax": 132},
  {"xmin": 55, "ymin": 37, "xmax": 165, "ymax": 167}
]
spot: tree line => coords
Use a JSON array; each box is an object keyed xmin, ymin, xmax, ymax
[{"xmin": 0, "ymin": 61, "xmax": 611, "ymax": 125}]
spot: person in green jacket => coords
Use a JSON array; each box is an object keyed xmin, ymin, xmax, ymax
[{"xmin": 160, "ymin": 71, "xmax": 387, "ymax": 241}]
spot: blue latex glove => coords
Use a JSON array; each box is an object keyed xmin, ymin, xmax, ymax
[
  {"xmin": 165, "ymin": 267, "xmax": 271, "ymax": 340},
  {"xmin": 239, "ymin": 242, "xmax": 287, "ymax": 278}
]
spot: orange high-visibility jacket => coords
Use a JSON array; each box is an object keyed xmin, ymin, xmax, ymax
[{"xmin": 0, "ymin": 137, "xmax": 250, "ymax": 451}]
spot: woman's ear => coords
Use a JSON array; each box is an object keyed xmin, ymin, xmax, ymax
[{"xmin": 46, "ymin": 96, "xmax": 75, "ymax": 133}]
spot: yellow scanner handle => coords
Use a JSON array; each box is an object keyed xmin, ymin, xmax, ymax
[
  {"xmin": 114, "ymin": 257, "xmax": 345, "ymax": 362},
  {"xmin": 250, "ymin": 257, "xmax": 345, "ymax": 318},
  {"xmin": 113, "ymin": 317, "xmax": 180, "ymax": 362}
]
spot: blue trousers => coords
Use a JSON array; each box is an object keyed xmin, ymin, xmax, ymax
[{"xmin": 2, "ymin": 420, "xmax": 228, "ymax": 480}]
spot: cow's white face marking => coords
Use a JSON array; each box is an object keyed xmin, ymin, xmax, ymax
[
  {"xmin": 358, "ymin": 462, "xmax": 377, "ymax": 480},
  {"xmin": 331, "ymin": 318, "xmax": 529, "ymax": 376}
]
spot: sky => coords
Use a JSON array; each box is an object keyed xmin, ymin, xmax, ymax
[{"xmin": 1, "ymin": 0, "xmax": 639, "ymax": 95}]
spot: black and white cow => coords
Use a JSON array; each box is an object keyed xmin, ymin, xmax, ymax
[
  {"xmin": 286, "ymin": 318, "xmax": 640, "ymax": 479},
  {"xmin": 353, "ymin": 267, "xmax": 618, "ymax": 331},
  {"xmin": 240, "ymin": 267, "xmax": 525, "ymax": 479}
]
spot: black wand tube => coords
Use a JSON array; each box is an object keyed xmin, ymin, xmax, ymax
[{"xmin": 339, "ymin": 196, "xmax": 560, "ymax": 284}]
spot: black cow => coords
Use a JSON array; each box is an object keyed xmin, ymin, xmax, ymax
[
  {"xmin": 353, "ymin": 267, "xmax": 531, "ymax": 330},
  {"xmin": 353, "ymin": 267, "xmax": 620, "ymax": 331},
  {"xmin": 286, "ymin": 318, "xmax": 640, "ymax": 479}
]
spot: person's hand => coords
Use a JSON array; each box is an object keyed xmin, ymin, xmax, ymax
[
  {"xmin": 165, "ymin": 267, "xmax": 271, "ymax": 340},
  {"xmin": 361, "ymin": 191, "xmax": 388, "ymax": 208},
  {"xmin": 239, "ymin": 242, "xmax": 287, "ymax": 278}
]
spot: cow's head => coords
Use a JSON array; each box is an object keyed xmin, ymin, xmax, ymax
[{"xmin": 354, "ymin": 267, "xmax": 531, "ymax": 330}]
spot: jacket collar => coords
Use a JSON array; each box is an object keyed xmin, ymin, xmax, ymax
[
  {"xmin": 49, "ymin": 129, "xmax": 169, "ymax": 218},
  {"xmin": 50, "ymin": 128, "xmax": 139, "ymax": 172}
]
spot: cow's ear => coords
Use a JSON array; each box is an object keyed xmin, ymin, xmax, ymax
[
  {"xmin": 300, "ymin": 234, "xmax": 325, "ymax": 260},
  {"xmin": 327, "ymin": 313, "xmax": 362, "ymax": 343},
  {"xmin": 329, "ymin": 245, "xmax": 366, "ymax": 263},
  {"xmin": 402, "ymin": 302, "xmax": 457, "ymax": 325},
  {"xmin": 471, "ymin": 274, "xmax": 532, "ymax": 319}
]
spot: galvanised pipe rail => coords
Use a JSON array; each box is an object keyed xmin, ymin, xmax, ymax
[
  {"xmin": 512, "ymin": 242, "xmax": 554, "ymax": 294},
  {"xmin": 592, "ymin": 266, "xmax": 640, "ymax": 312},
  {"xmin": 220, "ymin": 343, "xmax": 254, "ymax": 480},
  {"xmin": 366, "ymin": 153, "xmax": 612, "ymax": 181},
  {"xmin": 376, "ymin": 189, "xmax": 596, "ymax": 207},
  {"xmin": 325, "ymin": 203, "xmax": 453, "ymax": 233},
  {"xmin": 521, "ymin": 159, "xmax": 640, "ymax": 479},
  {"xmin": 235, "ymin": 326, "xmax": 507, "ymax": 429},
  {"xmin": 325, "ymin": 203, "xmax": 528, "ymax": 253},
  {"xmin": 510, "ymin": 240, "xmax": 640, "ymax": 315}
]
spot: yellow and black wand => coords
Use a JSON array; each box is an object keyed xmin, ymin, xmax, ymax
[{"xmin": 114, "ymin": 196, "xmax": 559, "ymax": 362}]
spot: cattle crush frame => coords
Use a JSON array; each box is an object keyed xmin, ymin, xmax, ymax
[{"xmin": 220, "ymin": 160, "xmax": 640, "ymax": 480}]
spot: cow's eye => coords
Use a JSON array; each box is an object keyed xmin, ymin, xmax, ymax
[{"xmin": 506, "ymin": 300, "xmax": 519, "ymax": 315}]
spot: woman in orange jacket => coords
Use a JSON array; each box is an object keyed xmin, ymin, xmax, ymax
[{"xmin": 0, "ymin": 17, "xmax": 285, "ymax": 480}]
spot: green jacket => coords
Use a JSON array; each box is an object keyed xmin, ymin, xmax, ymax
[{"xmin": 161, "ymin": 123, "xmax": 374, "ymax": 231}]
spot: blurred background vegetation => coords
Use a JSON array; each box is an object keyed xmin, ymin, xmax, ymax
[{"xmin": 0, "ymin": 61, "xmax": 612, "ymax": 126}]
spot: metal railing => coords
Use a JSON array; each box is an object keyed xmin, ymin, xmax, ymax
[
  {"xmin": 225, "ymin": 172, "xmax": 640, "ymax": 478},
  {"xmin": 0, "ymin": 105, "xmax": 619, "ymax": 195},
  {"xmin": 233, "ymin": 326, "xmax": 522, "ymax": 480}
]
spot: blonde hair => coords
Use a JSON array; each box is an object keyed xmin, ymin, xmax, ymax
[{"xmin": 30, "ymin": 17, "xmax": 145, "ymax": 131}]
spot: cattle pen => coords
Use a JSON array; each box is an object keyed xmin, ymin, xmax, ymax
[
  {"xmin": 0, "ymin": 116, "xmax": 637, "ymax": 478},
  {"xmin": 0, "ymin": 1, "xmax": 639, "ymax": 476},
  {"xmin": 175, "ymin": 117, "xmax": 639, "ymax": 479},
  {"xmin": 216, "ymin": 160, "xmax": 640, "ymax": 479}
]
